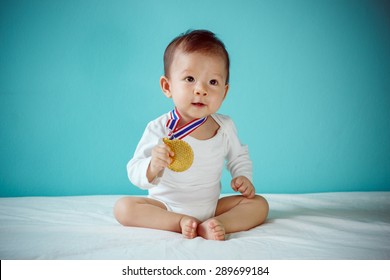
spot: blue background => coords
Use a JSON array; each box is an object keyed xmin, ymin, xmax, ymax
[{"xmin": 1, "ymin": 0, "xmax": 389, "ymax": 197}]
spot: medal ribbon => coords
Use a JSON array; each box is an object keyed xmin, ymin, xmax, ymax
[{"xmin": 166, "ymin": 108, "xmax": 208, "ymax": 140}]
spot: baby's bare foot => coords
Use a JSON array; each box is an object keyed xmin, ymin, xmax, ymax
[
  {"xmin": 180, "ymin": 216, "xmax": 198, "ymax": 239},
  {"xmin": 198, "ymin": 218, "xmax": 225, "ymax": 241}
]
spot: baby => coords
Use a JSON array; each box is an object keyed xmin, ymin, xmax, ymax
[{"xmin": 114, "ymin": 30, "xmax": 268, "ymax": 240}]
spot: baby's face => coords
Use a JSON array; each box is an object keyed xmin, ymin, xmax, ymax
[{"xmin": 164, "ymin": 50, "xmax": 229, "ymax": 122}]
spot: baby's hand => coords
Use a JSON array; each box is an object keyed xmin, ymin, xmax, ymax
[
  {"xmin": 231, "ymin": 176, "xmax": 255, "ymax": 198},
  {"xmin": 147, "ymin": 143, "xmax": 174, "ymax": 182}
]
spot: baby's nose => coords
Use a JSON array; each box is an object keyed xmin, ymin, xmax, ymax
[{"xmin": 194, "ymin": 82, "xmax": 208, "ymax": 96}]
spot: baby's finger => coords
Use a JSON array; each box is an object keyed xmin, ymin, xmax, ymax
[
  {"xmin": 152, "ymin": 148, "xmax": 172, "ymax": 167},
  {"xmin": 247, "ymin": 189, "xmax": 255, "ymax": 198},
  {"xmin": 243, "ymin": 187, "xmax": 255, "ymax": 198},
  {"xmin": 231, "ymin": 179, "xmax": 239, "ymax": 192},
  {"xmin": 155, "ymin": 144, "xmax": 173, "ymax": 159},
  {"xmin": 157, "ymin": 143, "xmax": 171, "ymax": 153},
  {"xmin": 232, "ymin": 177, "xmax": 243, "ymax": 192},
  {"xmin": 237, "ymin": 184, "xmax": 248, "ymax": 195},
  {"xmin": 235, "ymin": 177, "xmax": 243, "ymax": 188},
  {"xmin": 161, "ymin": 143, "xmax": 174, "ymax": 157},
  {"xmin": 239, "ymin": 183, "xmax": 254, "ymax": 197}
]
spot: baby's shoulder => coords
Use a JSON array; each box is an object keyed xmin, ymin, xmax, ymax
[
  {"xmin": 147, "ymin": 112, "xmax": 169, "ymax": 126},
  {"xmin": 144, "ymin": 113, "xmax": 170, "ymax": 135},
  {"xmin": 212, "ymin": 113, "xmax": 235, "ymax": 129}
]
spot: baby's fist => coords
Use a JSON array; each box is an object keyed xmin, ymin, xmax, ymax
[{"xmin": 231, "ymin": 176, "xmax": 255, "ymax": 198}]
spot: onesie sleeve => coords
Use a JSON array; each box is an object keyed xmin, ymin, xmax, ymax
[
  {"xmin": 126, "ymin": 116, "xmax": 167, "ymax": 190},
  {"xmin": 214, "ymin": 114, "xmax": 253, "ymax": 183}
]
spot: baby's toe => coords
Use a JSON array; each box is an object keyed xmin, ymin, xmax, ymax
[
  {"xmin": 208, "ymin": 219, "xmax": 226, "ymax": 240},
  {"xmin": 180, "ymin": 217, "xmax": 198, "ymax": 239}
]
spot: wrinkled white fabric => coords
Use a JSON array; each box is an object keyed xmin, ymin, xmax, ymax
[{"xmin": 1, "ymin": 192, "xmax": 390, "ymax": 259}]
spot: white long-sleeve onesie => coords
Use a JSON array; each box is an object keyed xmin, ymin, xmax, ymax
[{"xmin": 127, "ymin": 112, "xmax": 253, "ymax": 221}]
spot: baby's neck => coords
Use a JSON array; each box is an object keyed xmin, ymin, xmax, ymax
[{"xmin": 188, "ymin": 116, "xmax": 220, "ymax": 140}]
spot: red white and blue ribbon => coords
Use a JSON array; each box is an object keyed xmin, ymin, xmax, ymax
[{"xmin": 166, "ymin": 108, "xmax": 208, "ymax": 140}]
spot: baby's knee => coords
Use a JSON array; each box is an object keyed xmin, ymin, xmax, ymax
[
  {"xmin": 254, "ymin": 195, "xmax": 269, "ymax": 209},
  {"xmin": 114, "ymin": 197, "xmax": 136, "ymax": 226},
  {"xmin": 253, "ymin": 195, "xmax": 269, "ymax": 222}
]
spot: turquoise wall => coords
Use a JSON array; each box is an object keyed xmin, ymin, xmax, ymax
[{"xmin": 1, "ymin": 0, "xmax": 389, "ymax": 196}]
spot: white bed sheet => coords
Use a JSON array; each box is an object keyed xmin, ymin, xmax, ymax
[{"xmin": 0, "ymin": 192, "xmax": 389, "ymax": 260}]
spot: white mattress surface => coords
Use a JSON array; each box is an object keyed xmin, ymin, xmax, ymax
[{"xmin": 0, "ymin": 192, "xmax": 389, "ymax": 259}]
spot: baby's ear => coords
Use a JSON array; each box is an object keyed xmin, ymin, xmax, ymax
[
  {"xmin": 223, "ymin": 83, "xmax": 229, "ymax": 100},
  {"xmin": 160, "ymin": 76, "xmax": 172, "ymax": 98}
]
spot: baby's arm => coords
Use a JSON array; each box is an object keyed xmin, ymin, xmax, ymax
[
  {"xmin": 127, "ymin": 116, "xmax": 170, "ymax": 189},
  {"xmin": 146, "ymin": 143, "xmax": 174, "ymax": 183},
  {"xmin": 217, "ymin": 115, "xmax": 255, "ymax": 197}
]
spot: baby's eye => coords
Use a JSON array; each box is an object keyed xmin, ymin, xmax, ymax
[
  {"xmin": 185, "ymin": 76, "xmax": 195, "ymax": 82},
  {"xmin": 209, "ymin": 79, "xmax": 219, "ymax": 86}
]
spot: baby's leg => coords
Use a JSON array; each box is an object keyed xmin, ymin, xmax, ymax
[
  {"xmin": 198, "ymin": 195, "xmax": 268, "ymax": 240},
  {"xmin": 114, "ymin": 197, "xmax": 199, "ymax": 238}
]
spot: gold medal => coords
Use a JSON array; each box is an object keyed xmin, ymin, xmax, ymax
[
  {"xmin": 164, "ymin": 108, "xmax": 207, "ymax": 172},
  {"xmin": 163, "ymin": 138, "xmax": 194, "ymax": 172}
]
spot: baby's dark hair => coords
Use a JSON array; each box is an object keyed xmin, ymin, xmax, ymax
[{"xmin": 163, "ymin": 29, "xmax": 230, "ymax": 84}]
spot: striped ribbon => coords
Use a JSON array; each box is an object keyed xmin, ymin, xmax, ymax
[{"xmin": 166, "ymin": 108, "xmax": 208, "ymax": 140}]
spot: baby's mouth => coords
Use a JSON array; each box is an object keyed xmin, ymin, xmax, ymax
[{"xmin": 192, "ymin": 102, "xmax": 206, "ymax": 107}]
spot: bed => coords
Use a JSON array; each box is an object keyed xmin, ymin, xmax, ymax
[{"xmin": 0, "ymin": 192, "xmax": 389, "ymax": 260}]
